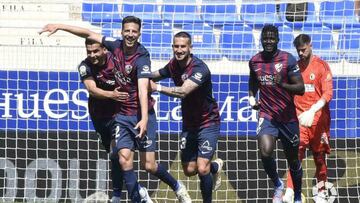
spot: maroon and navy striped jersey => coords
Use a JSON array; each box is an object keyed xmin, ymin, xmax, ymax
[
  {"xmin": 102, "ymin": 37, "xmax": 155, "ymax": 116},
  {"xmin": 78, "ymin": 52, "xmax": 116, "ymax": 119},
  {"xmin": 159, "ymin": 55, "xmax": 220, "ymax": 130},
  {"xmin": 249, "ymin": 50, "xmax": 301, "ymax": 123}
]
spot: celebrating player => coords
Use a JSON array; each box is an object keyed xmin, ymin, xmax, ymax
[
  {"xmin": 77, "ymin": 38, "xmax": 153, "ymax": 202},
  {"xmin": 283, "ymin": 34, "xmax": 333, "ymax": 203},
  {"xmin": 248, "ymin": 25, "xmax": 305, "ymax": 203},
  {"xmin": 150, "ymin": 31, "xmax": 224, "ymax": 203},
  {"xmin": 39, "ymin": 16, "xmax": 191, "ymax": 203}
]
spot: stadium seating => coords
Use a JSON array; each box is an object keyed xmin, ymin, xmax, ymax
[
  {"xmin": 278, "ymin": 3, "xmax": 322, "ymax": 30},
  {"xmin": 219, "ymin": 24, "xmax": 257, "ymax": 61},
  {"xmin": 141, "ymin": 24, "xmax": 173, "ymax": 60},
  {"xmin": 182, "ymin": 24, "xmax": 222, "ymax": 60},
  {"xmin": 162, "ymin": 4, "xmax": 203, "ymax": 25},
  {"xmin": 200, "ymin": 3, "xmax": 242, "ymax": 26},
  {"xmin": 338, "ymin": 32, "xmax": 360, "ymax": 63},
  {"xmin": 277, "ymin": 25, "xmax": 297, "ymax": 57},
  {"xmin": 101, "ymin": 23, "xmax": 122, "ymax": 38},
  {"xmin": 121, "ymin": 3, "xmax": 162, "ymax": 23},
  {"xmin": 82, "ymin": 3, "xmax": 121, "ymax": 24},
  {"xmin": 320, "ymin": 0, "xmax": 360, "ymax": 30},
  {"xmin": 240, "ymin": 3, "xmax": 283, "ymax": 28},
  {"xmin": 302, "ymin": 26, "xmax": 340, "ymax": 62}
]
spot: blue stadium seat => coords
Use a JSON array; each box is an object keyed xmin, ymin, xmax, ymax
[
  {"xmin": 301, "ymin": 26, "xmax": 340, "ymax": 62},
  {"xmin": 277, "ymin": 26, "xmax": 297, "ymax": 57},
  {"xmin": 162, "ymin": 5, "xmax": 203, "ymax": 25},
  {"xmin": 279, "ymin": 3, "xmax": 322, "ymax": 30},
  {"xmin": 82, "ymin": 3, "xmax": 121, "ymax": 24},
  {"xmin": 219, "ymin": 24, "xmax": 257, "ymax": 61},
  {"xmin": 240, "ymin": 3, "xmax": 283, "ymax": 28},
  {"xmin": 182, "ymin": 24, "xmax": 221, "ymax": 60},
  {"xmin": 201, "ymin": 3, "xmax": 242, "ymax": 26},
  {"xmin": 121, "ymin": 3, "xmax": 162, "ymax": 23},
  {"xmin": 141, "ymin": 24, "xmax": 173, "ymax": 60},
  {"xmin": 320, "ymin": 0, "xmax": 360, "ymax": 30},
  {"xmin": 101, "ymin": 23, "xmax": 122, "ymax": 38},
  {"xmin": 338, "ymin": 33, "xmax": 360, "ymax": 63}
]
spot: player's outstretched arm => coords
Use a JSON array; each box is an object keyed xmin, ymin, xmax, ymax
[
  {"xmin": 153, "ymin": 79, "xmax": 198, "ymax": 99},
  {"xmin": 39, "ymin": 24, "xmax": 102, "ymax": 44},
  {"xmin": 83, "ymin": 78, "xmax": 129, "ymax": 101},
  {"xmin": 135, "ymin": 78, "xmax": 149, "ymax": 139}
]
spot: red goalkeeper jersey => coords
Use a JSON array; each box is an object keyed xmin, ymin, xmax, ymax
[{"xmin": 294, "ymin": 55, "xmax": 333, "ymax": 126}]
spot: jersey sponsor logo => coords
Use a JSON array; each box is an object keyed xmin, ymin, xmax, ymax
[
  {"xmin": 181, "ymin": 74, "xmax": 188, "ymax": 81},
  {"xmin": 114, "ymin": 71, "xmax": 132, "ymax": 86},
  {"xmin": 304, "ymin": 84, "xmax": 315, "ymax": 92},
  {"xmin": 275, "ymin": 63, "xmax": 283, "ymax": 72},
  {"xmin": 192, "ymin": 72, "xmax": 203, "ymax": 81},
  {"xmin": 310, "ymin": 73, "xmax": 315, "ymax": 80},
  {"xmin": 104, "ymin": 37, "xmax": 116, "ymax": 42},
  {"xmin": 79, "ymin": 65, "xmax": 87, "ymax": 77},
  {"xmin": 200, "ymin": 140, "xmax": 213, "ymax": 155},
  {"xmin": 257, "ymin": 74, "xmax": 275, "ymax": 85},
  {"xmin": 125, "ymin": 64, "xmax": 133, "ymax": 74}
]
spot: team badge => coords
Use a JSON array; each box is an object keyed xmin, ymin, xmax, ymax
[
  {"xmin": 192, "ymin": 72, "xmax": 203, "ymax": 81},
  {"xmin": 181, "ymin": 74, "xmax": 188, "ymax": 81},
  {"xmin": 79, "ymin": 65, "xmax": 87, "ymax": 77},
  {"xmin": 125, "ymin": 64, "xmax": 133, "ymax": 74},
  {"xmin": 310, "ymin": 73, "xmax": 315, "ymax": 80},
  {"xmin": 326, "ymin": 73, "xmax": 332, "ymax": 81},
  {"xmin": 275, "ymin": 63, "xmax": 283, "ymax": 72}
]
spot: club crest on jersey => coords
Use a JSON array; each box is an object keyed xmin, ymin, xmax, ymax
[
  {"xmin": 310, "ymin": 73, "xmax": 315, "ymax": 80},
  {"xmin": 79, "ymin": 65, "xmax": 87, "ymax": 77},
  {"xmin": 181, "ymin": 74, "xmax": 188, "ymax": 81},
  {"xmin": 275, "ymin": 63, "xmax": 283, "ymax": 72},
  {"xmin": 125, "ymin": 64, "xmax": 133, "ymax": 74}
]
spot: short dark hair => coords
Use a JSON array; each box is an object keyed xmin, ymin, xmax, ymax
[
  {"xmin": 122, "ymin": 16, "xmax": 142, "ymax": 31},
  {"xmin": 293, "ymin": 34, "xmax": 311, "ymax": 48},
  {"xmin": 85, "ymin": 38, "xmax": 103, "ymax": 47},
  {"xmin": 261, "ymin": 24, "xmax": 279, "ymax": 40},
  {"xmin": 173, "ymin": 31, "xmax": 192, "ymax": 45}
]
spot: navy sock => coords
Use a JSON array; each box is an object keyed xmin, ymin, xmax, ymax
[
  {"xmin": 261, "ymin": 156, "xmax": 281, "ymax": 187},
  {"xmin": 111, "ymin": 155, "xmax": 123, "ymax": 197},
  {"xmin": 290, "ymin": 160, "xmax": 303, "ymax": 200},
  {"xmin": 199, "ymin": 173, "xmax": 213, "ymax": 203},
  {"xmin": 123, "ymin": 169, "xmax": 141, "ymax": 203},
  {"xmin": 210, "ymin": 162, "xmax": 219, "ymax": 174},
  {"xmin": 154, "ymin": 164, "xmax": 179, "ymax": 191}
]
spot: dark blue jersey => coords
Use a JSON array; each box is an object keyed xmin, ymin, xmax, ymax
[
  {"xmin": 102, "ymin": 36, "xmax": 154, "ymax": 116},
  {"xmin": 78, "ymin": 52, "xmax": 116, "ymax": 119},
  {"xmin": 249, "ymin": 50, "xmax": 301, "ymax": 122},
  {"xmin": 159, "ymin": 55, "xmax": 220, "ymax": 130}
]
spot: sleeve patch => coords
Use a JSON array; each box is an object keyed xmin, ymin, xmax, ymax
[{"xmin": 79, "ymin": 65, "xmax": 87, "ymax": 77}]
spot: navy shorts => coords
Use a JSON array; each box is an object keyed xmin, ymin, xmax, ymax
[
  {"xmin": 257, "ymin": 117, "xmax": 300, "ymax": 149},
  {"xmin": 180, "ymin": 124, "xmax": 219, "ymax": 163},
  {"xmin": 113, "ymin": 110, "xmax": 157, "ymax": 152},
  {"xmin": 91, "ymin": 118, "xmax": 115, "ymax": 153}
]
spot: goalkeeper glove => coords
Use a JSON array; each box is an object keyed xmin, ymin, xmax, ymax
[{"xmin": 298, "ymin": 99, "xmax": 326, "ymax": 127}]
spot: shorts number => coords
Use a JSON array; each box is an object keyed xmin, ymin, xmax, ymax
[{"xmin": 180, "ymin": 137, "xmax": 186, "ymax": 149}]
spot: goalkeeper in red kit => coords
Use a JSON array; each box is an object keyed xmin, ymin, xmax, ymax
[{"xmin": 283, "ymin": 34, "xmax": 333, "ymax": 203}]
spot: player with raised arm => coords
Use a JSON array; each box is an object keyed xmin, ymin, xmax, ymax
[
  {"xmin": 282, "ymin": 34, "xmax": 333, "ymax": 203},
  {"xmin": 77, "ymin": 38, "xmax": 152, "ymax": 203},
  {"xmin": 248, "ymin": 25, "xmax": 305, "ymax": 203},
  {"xmin": 39, "ymin": 16, "xmax": 191, "ymax": 203},
  {"xmin": 150, "ymin": 31, "xmax": 224, "ymax": 203}
]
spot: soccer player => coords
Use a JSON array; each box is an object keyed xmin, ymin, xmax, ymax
[
  {"xmin": 39, "ymin": 16, "xmax": 191, "ymax": 203},
  {"xmin": 283, "ymin": 34, "xmax": 333, "ymax": 203},
  {"xmin": 150, "ymin": 31, "xmax": 224, "ymax": 203},
  {"xmin": 248, "ymin": 25, "xmax": 305, "ymax": 203},
  {"xmin": 77, "ymin": 38, "xmax": 151, "ymax": 202}
]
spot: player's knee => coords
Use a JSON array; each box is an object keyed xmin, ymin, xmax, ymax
[
  {"xmin": 182, "ymin": 167, "xmax": 197, "ymax": 177},
  {"xmin": 141, "ymin": 161, "xmax": 157, "ymax": 174},
  {"xmin": 259, "ymin": 150, "xmax": 272, "ymax": 159},
  {"xmin": 197, "ymin": 165, "xmax": 210, "ymax": 176}
]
